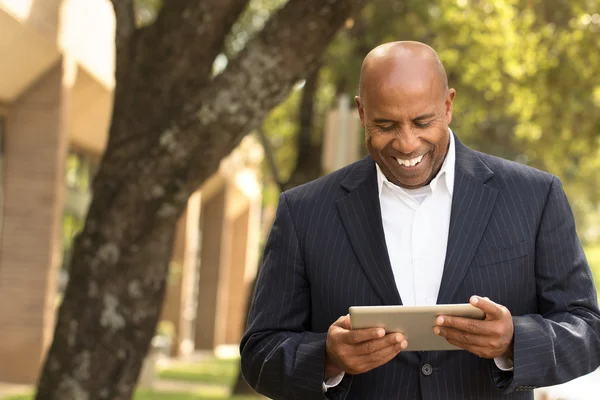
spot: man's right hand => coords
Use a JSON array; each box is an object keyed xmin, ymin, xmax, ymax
[{"xmin": 325, "ymin": 314, "xmax": 408, "ymax": 378}]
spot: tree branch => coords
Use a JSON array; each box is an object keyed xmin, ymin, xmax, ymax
[
  {"xmin": 94, "ymin": 0, "xmax": 366, "ymax": 246},
  {"xmin": 142, "ymin": 0, "xmax": 250, "ymax": 103},
  {"xmin": 171, "ymin": 0, "xmax": 366, "ymax": 190},
  {"xmin": 104, "ymin": 0, "xmax": 250, "ymax": 151},
  {"xmin": 111, "ymin": 0, "xmax": 136, "ymax": 50},
  {"xmin": 102, "ymin": 0, "xmax": 251, "ymax": 159}
]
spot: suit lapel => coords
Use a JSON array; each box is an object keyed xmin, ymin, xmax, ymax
[
  {"xmin": 436, "ymin": 138, "xmax": 498, "ymax": 304},
  {"xmin": 336, "ymin": 157, "xmax": 402, "ymax": 306}
]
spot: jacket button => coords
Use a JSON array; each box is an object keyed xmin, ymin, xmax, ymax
[{"xmin": 421, "ymin": 364, "xmax": 433, "ymax": 376}]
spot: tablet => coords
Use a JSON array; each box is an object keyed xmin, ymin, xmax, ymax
[{"xmin": 348, "ymin": 304, "xmax": 485, "ymax": 351}]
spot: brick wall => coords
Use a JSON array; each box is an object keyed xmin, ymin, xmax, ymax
[{"xmin": 0, "ymin": 61, "xmax": 68, "ymax": 383}]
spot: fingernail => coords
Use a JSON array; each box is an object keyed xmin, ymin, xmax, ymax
[
  {"xmin": 436, "ymin": 316, "xmax": 444, "ymax": 325},
  {"xmin": 377, "ymin": 329, "xmax": 385, "ymax": 337},
  {"xmin": 401, "ymin": 340, "xmax": 408, "ymax": 349},
  {"xmin": 471, "ymin": 296, "xmax": 479, "ymax": 305},
  {"xmin": 433, "ymin": 327, "xmax": 440, "ymax": 336},
  {"xmin": 396, "ymin": 334, "xmax": 403, "ymax": 343}
]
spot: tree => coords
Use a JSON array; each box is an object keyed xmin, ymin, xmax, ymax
[{"xmin": 35, "ymin": 1, "xmax": 366, "ymax": 399}]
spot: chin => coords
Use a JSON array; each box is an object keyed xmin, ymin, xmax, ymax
[
  {"xmin": 397, "ymin": 180, "xmax": 428, "ymax": 189},
  {"xmin": 390, "ymin": 170, "xmax": 429, "ymax": 188}
]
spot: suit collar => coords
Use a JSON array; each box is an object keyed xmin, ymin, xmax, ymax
[
  {"xmin": 338, "ymin": 133, "xmax": 498, "ymax": 306},
  {"xmin": 453, "ymin": 133, "xmax": 494, "ymax": 184},
  {"xmin": 436, "ymin": 136, "xmax": 498, "ymax": 304},
  {"xmin": 340, "ymin": 156, "xmax": 376, "ymax": 192},
  {"xmin": 337, "ymin": 157, "xmax": 402, "ymax": 305}
]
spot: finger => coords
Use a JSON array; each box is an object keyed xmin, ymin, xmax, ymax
[
  {"xmin": 343, "ymin": 326, "xmax": 386, "ymax": 344},
  {"xmin": 357, "ymin": 340, "xmax": 407, "ymax": 371},
  {"xmin": 355, "ymin": 333, "xmax": 406, "ymax": 356},
  {"xmin": 444, "ymin": 338, "xmax": 495, "ymax": 359},
  {"xmin": 433, "ymin": 326, "xmax": 490, "ymax": 347},
  {"xmin": 470, "ymin": 296, "xmax": 504, "ymax": 319},
  {"xmin": 435, "ymin": 315, "xmax": 493, "ymax": 335},
  {"xmin": 342, "ymin": 314, "xmax": 352, "ymax": 330}
]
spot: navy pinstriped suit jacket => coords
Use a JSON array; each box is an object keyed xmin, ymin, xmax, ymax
[{"xmin": 240, "ymin": 134, "xmax": 600, "ymax": 399}]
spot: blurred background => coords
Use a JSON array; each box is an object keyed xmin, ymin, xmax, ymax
[{"xmin": 0, "ymin": 0, "xmax": 598, "ymax": 399}]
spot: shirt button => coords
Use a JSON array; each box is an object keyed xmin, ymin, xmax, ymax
[{"xmin": 421, "ymin": 364, "xmax": 433, "ymax": 376}]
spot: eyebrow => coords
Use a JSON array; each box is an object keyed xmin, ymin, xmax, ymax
[
  {"xmin": 372, "ymin": 113, "xmax": 437, "ymax": 124},
  {"xmin": 372, "ymin": 118, "xmax": 396, "ymax": 124},
  {"xmin": 414, "ymin": 113, "xmax": 437, "ymax": 121}
]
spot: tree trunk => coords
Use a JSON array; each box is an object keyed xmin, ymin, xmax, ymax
[
  {"xmin": 35, "ymin": 1, "xmax": 365, "ymax": 399},
  {"xmin": 281, "ymin": 65, "xmax": 324, "ymax": 191}
]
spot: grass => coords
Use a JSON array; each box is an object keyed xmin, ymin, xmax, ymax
[
  {"xmin": 157, "ymin": 358, "xmax": 239, "ymax": 387},
  {"xmin": 3, "ymin": 357, "xmax": 259, "ymax": 400},
  {"xmin": 4, "ymin": 391, "xmax": 258, "ymax": 400},
  {"xmin": 135, "ymin": 391, "xmax": 258, "ymax": 400}
]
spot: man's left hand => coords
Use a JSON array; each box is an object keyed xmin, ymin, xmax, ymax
[{"xmin": 433, "ymin": 296, "xmax": 514, "ymax": 359}]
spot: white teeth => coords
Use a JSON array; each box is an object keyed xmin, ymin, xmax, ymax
[{"xmin": 396, "ymin": 154, "xmax": 424, "ymax": 167}]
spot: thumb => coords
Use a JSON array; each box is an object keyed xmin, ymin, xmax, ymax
[{"xmin": 344, "ymin": 314, "xmax": 352, "ymax": 330}]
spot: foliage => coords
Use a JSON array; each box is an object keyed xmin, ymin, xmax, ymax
[
  {"xmin": 585, "ymin": 243, "xmax": 600, "ymax": 298},
  {"xmin": 259, "ymin": 0, "xmax": 600, "ymax": 242},
  {"xmin": 129, "ymin": 1, "xmax": 600, "ymax": 239},
  {"xmin": 61, "ymin": 151, "xmax": 96, "ymax": 273}
]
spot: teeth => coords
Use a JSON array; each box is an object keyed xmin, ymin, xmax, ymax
[{"xmin": 396, "ymin": 154, "xmax": 424, "ymax": 167}]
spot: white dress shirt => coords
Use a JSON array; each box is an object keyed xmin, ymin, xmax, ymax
[
  {"xmin": 324, "ymin": 130, "xmax": 511, "ymax": 392},
  {"xmin": 377, "ymin": 130, "xmax": 455, "ymax": 307}
]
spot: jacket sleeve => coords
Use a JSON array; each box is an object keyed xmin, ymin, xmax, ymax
[
  {"xmin": 239, "ymin": 193, "xmax": 351, "ymax": 400},
  {"xmin": 493, "ymin": 176, "xmax": 600, "ymax": 392}
]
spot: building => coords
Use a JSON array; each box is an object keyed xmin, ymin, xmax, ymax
[{"xmin": 0, "ymin": 0, "xmax": 262, "ymax": 384}]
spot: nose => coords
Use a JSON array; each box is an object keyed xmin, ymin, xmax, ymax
[{"xmin": 392, "ymin": 129, "xmax": 421, "ymax": 156}]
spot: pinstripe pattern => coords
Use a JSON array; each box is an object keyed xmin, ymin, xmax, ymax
[{"xmin": 240, "ymin": 134, "xmax": 600, "ymax": 399}]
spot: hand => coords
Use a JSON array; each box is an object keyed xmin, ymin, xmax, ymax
[
  {"xmin": 325, "ymin": 314, "xmax": 408, "ymax": 378},
  {"xmin": 433, "ymin": 296, "xmax": 514, "ymax": 359}
]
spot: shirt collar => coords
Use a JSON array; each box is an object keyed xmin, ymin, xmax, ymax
[{"xmin": 376, "ymin": 128, "xmax": 456, "ymax": 197}]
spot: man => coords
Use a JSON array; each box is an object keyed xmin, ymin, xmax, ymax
[{"xmin": 240, "ymin": 41, "xmax": 600, "ymax": 399}]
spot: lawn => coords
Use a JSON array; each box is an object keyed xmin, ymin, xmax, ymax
[
  {"xmin": 157, "ymin": 358, "xmax": 239, "ymax": 387},
  {"xmin": 4, "ymin": 357, "xmax": 260, "ymax": 400},
  {"xmin": 5, "ymin": 391, "xmax": 258, "ymax": 400}
]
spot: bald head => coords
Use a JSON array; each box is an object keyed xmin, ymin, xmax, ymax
[
  {"xmin": 356, "ymin": 41, "xmax": 456, "ymax": 189},
  {"xmin": 358, "ymin": 41, "xmax": 448, "ymax": 104}
]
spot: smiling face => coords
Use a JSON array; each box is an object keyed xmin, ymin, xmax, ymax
[{"xmin": 356, "ymin": 42, "xmax": 456, "ymax": 189}]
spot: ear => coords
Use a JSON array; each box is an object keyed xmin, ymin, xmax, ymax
[
  {"xmin": 445, "ymin": 89, "xmax": 456, "ymax": 125},
  {"xmin": 355, "ymin": 96, "xmax": 365, "ymax": 126}
]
